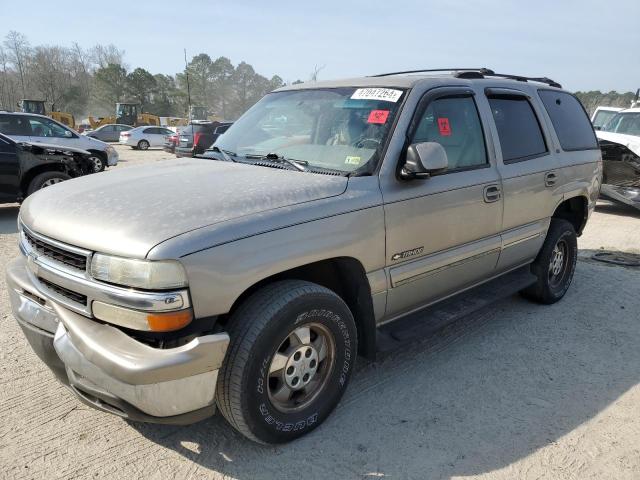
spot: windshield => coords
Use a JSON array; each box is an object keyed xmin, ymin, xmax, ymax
[
  {"xmin": 602, "ymin": 111, "xmax": 640, "ymax": 137},
  {"xmin": 215, "ymin": 87, "xmax": 405, "ymax": 173},
  {"xmin": 592, "ymin": 110, "xmax": 619, "ymax": 129}
]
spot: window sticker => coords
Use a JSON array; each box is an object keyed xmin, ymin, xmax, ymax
[
  {"xmin": 367, "ymin": 110, "xmax": 390, "ymax": 124},
  {"xmin": 351, "ymin": 88, "xmax": 403, "ymax": 103},
  {"xmin": 345, "ymin": 156, "xmax": 361, "ymax": 165},
  {"xmin": 437, "ymin": 117, "xmax": 451, "ymax": 136}
]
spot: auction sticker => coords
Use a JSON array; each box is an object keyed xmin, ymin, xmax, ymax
[
  {"xmin": 367, "ymin": 110, "xmax": 390, "ymax": 124},
  {"xmin": 351, "ymin": 88, "xmax": 403, "ymax": 103}
]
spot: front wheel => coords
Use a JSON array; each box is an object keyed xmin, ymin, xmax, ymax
[
  {"xmin": 88, "ymin": 154, "xmax": 106, "ymax": 172},
  {"xmin": 521, "ymin": 219, "xmax": 578, "ymax": 304},
  {"xmin": 27, "ymin": 171, "xmax": 71, "ymax": 195},
  {"xmin": 216, "ymin": 280, "xmax": 357, "ymax": 444}
]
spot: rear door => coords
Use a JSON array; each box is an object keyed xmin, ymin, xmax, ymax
[{"xmin": 481, "ymin": 88, "xmax": 563, "ymax": 271}]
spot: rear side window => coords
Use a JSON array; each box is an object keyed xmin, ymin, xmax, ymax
[
  {"xmin": 538, "ymin": 90, "xmax": 598, "ymax": 151},
  {"xmin": 488, "ymin": 96, "xmax": 547, "ymax": 162},
  {"xmin": 0, "ymin": 115, "xmax": 32, "ymax": 136},
  {"xmin": 143, "ymin": 127, "xmax": 157, "ymax": 134},
  {"xmin": 410, "ymin": 96, "xmax": 487, "ymax": 171}
]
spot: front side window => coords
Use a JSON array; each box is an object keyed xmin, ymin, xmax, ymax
[
  {"xmin": 28, "ymin": 117, "xmax": 70, "ymax": 138},
  {"xmin": 488, "ymin": 96, "xmax": 547, "ymax": 162},
  {"xmin": 538, "ymin": 90, "xmax": 598, "ymax": 151},
  {"xmin": 602, "ymin": 112, "xmax": 640, "ymax": 137},
  {"xmin": 410, "ymin": 96, "xmax": 487, "ymax": 170},
  {"xmin": 215, "ymin": 87, "xmax": 405, "ymax": 173}
]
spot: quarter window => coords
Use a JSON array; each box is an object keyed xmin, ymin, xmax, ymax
[
  {"xmin": 410, "ymin": 96, "xmax": 487, "ymax": 170},
  {"xmin": 538, "ymin": 90, "xmax": 598, "ymax": 151},
  {"xmin": 488, "ymin": 96, "xmax": 547, "ymax": 162}
]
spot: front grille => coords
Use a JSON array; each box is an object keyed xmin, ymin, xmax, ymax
[
  {"xmin": 25, "ymin": 231, "xmax": 87, "ymax": 271},
  {"xmin": 38, "ymin": 277, "xmax": 87, "ymax": 305}
]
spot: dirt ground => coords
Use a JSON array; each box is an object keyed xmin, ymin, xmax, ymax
[{"xmin": 1, "ymin": 145, "xmax": 639, "ymax": 479}]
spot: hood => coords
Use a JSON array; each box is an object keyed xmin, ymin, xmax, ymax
[
  {"xmin": 597, "ymin": 131, "xmax": 640, "ymax": 158},
  {"xmin": 20, "ymin": 159, "xmax": 348, "ymax": 258},
  {"xmin": 19, "ymin": 141, "xmax": 91, "ymax": 156}
]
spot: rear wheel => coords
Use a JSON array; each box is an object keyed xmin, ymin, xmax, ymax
[
  {"xmin": 27, "ymin": 171, "xmax": 71, "ymax": 195},
  {"xmin": 216, "ymin": 280, "xmax": 357, "ymax": 444},
  {"xmin": 521, "ymin": 219, "xmax": 577, "ymax": 304},
  {"xmin": 137, "ymin": 140, "xmax": 150, "ymax": 150}
]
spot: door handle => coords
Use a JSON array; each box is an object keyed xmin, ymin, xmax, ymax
[
  {"xmin": 483, "ymin": 184, "xmax": 502, "ymax": 203},
  {"xmin": 545, "ymin": 171, "xmax": 557, "ymax": 187}
]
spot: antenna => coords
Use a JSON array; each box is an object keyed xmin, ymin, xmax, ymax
[{"xmin": 184, "ymin": 48, "xmax": 192, "ymax": 123}]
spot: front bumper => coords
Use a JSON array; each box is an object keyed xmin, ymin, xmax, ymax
[
  {"xmin": 106, "ymin": 148, "xmax": 119, "ymax": 166},
  {"xmin": 6, "ymin": 256, "xmax": 229, "ymax": 424}
]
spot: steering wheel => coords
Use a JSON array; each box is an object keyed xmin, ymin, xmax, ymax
[{"xmin": 353, "ymin": 138, "xmax": 381, "ymax": 149}]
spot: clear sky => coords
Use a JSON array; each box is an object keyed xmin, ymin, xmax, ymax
[{"xmin": 3, "ymin": 0, "xmax": 639, "ymax": 92}]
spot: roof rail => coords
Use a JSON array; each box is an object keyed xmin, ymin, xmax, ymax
[
  {"xmin": 371, "ymin": 68, "xmax": 494, "ymax": 77},
  {"xmin": 370, "ymin": 68, "xmax": 562, "ymax": 88}
]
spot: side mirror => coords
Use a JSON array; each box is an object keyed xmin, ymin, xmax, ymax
[
  {"xmin": 64, "ymin": 130, "xmax": 74, "ymax": 138},
  {"xmin": 593, "ymin": 125, "xmax": 601, "ymax": 131},
  {"xmin": 400, "ymin": 142, "xmax": 448, "ymax": 179}
]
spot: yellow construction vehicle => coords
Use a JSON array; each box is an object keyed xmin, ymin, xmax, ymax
[
  {"xmin": 19, "ymin": 99, "xmax": 76, "ymax": 129},
  {"xmin": 88, "ymin": 103, "xmax": 161, "ymax": 129}
]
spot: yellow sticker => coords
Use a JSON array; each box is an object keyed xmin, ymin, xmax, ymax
[{"xmin": 345, "ymin": 156, "xmax": 361, "ymax": 165}]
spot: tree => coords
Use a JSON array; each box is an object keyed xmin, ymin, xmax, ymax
[
  {"xmin": 126, "ymin": 68, "xmax": 156, "ymax": 110},
  {"xmin": 3, "ymin": 31, "xmax": 30, "ymax": 98},
  {"xmin": 30, "ymin": 46, "xmax": 73, "ymax": 110},
  {"xmin": 94, "ymin": 63, "xmax": 128, "ymax": 108}
]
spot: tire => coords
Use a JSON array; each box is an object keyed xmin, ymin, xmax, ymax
[
  {"xmin": 137, "ymin": 140, "xmax": 150, "ymax": 150},
  {"xmin": 521, "ymin": 218, "xmax": 578, "ymax": 304},
  {"xmin": 27, "ymin": 171, "xmax": 71, "ymax": 195},
  {"xmin": 88, "ymin": 153, "xmax": 106, "ymax": 173},
  {"xmin": 216, "ymin": 280, "xmax": 357, "ymax": 444}
]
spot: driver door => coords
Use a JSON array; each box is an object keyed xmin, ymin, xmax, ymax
[{"xmin": 379, "ymin": 87, "xmax": 504, "ymax": 319}]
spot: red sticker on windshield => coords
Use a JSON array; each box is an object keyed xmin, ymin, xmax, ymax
[
  {"xmin": 368, "ymin": 110, "xmax": 390, "ymax": 124},
  {"xmin": 438, "ymin": 117, "xmax": 451, "ymax": 136}
]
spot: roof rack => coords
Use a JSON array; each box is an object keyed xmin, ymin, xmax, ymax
[{"xmin": 370, "ymin": 68, "xmax": 562, "ymax": 88}]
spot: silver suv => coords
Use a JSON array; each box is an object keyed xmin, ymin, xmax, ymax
[{"xmin": 6, "ymin": 69, "xmax": 602, "ymax": 444}]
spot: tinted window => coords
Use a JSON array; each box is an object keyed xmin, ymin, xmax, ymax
[
  {"xmin": 538, "ymin": 91, "xmax": 598, "ymax": 150},
  {"xmin": 410, "ymin": 96, "xmax": 487, "ymax": 170},
  {"xmin": 488, "ymin": 96, "xmax": 547, "ymax": 162},
  {"xmin": 0, "ymin": 115, "xmax": 32, "ymax": 136},
  {"xmin": 592, "ymin": 110, "xmax": 619, "ymax": 129},
  {"xmin": 143, "ymin": 127, "xmax": 157, "ymax": 134},
  {"xmin": 28, "ymin": 117, "xmax": 70, "ymax": 138}
]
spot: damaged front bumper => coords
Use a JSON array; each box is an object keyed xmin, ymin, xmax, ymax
[{"xmin": 6, "ymin": 257, "xmax": 229, "ymax": 425}]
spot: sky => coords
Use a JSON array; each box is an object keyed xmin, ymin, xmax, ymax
[{"xmin": 2, "ymin": 0, "xmax": 639, "ymax": 93}]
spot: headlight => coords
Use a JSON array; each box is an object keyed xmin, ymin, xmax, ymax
[{"xmin": 90, "ymin": 254, "xmax": 188, "ymax": 290}]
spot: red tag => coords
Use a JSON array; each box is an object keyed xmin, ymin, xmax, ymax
[
  {"xmin": 367, "ymin": 110, "xmax": 390, "ymax": 124},
  {"xmin": 437, "ymin": 117, "xmax": 451, "ymax": 136}
]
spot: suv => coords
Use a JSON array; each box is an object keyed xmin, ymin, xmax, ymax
[
  {"xmin": 175, "ymin": 121, "xmax": 232, "ymax": 157},
  {"xmin": 0, "ymin": 112, "xmax": 118, "ymax": 172},
  {"xmin": 0, "ymin": 132, "xmax": 94, "ymax": 203},
  {"xmin": 6, "ymin": 69, "xmax": 601, "ymax": 444}
]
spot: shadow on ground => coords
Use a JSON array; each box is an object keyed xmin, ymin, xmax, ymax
[
  {"xmin": 131, "ymin": 262, "xmax": 640, "ymax": 479},
  {"xmin": 0, "ymin": 205, "xmax": 19, "ymax": 234}
]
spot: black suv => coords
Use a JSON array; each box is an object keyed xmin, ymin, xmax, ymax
[
  {"xmin": 0, "ymin": 133, "xmax": 94, "ymax": 203},
  {"xmin": 175, "ymin": 121, "xmax": 233, "ymax": 157}
]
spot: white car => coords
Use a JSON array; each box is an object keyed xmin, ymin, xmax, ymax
[
  {"xmin": 119, "ymin": 126, "xmax": 175, "ymax": 150},
  {"xmin": 591, "ymin": 106, "xmax": 623, "ymax": 130},
  {"xmin": 0, "ymin": 112, "xmax": 118, "ymax": 172}
]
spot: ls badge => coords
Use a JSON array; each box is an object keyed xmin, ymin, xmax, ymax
[{"xmin": 391, "ymin": 247, "xmax": 424, "ymax": 261}]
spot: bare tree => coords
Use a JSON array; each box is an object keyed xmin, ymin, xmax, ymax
[
  {"xmin": 3, "ymin": 31, "xmax": 30, "ymax": 98},
  {"xmin": 309, "ymin": 64, "xmax": 325, "ymax": 82}
]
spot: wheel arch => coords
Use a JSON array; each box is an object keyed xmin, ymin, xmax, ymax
[
  {"xmin": 20, "ymin": 164, "xmax": 68, "ymax": 196},
  {"xmin": 222, "ymin": 256, "xmax": 378, "ymax": 360},
  {"xmin": 552, "ymin": 195, "xmax": 589, "ymax": 236}
]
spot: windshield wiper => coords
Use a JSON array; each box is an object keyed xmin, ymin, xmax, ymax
[
  {"xmin": 209, "ymin": 146, "xmax": 238, "ymax": 163},
  {"xmin": 244, "ymin": 152, "xmax": 308, "ymax": 172}
]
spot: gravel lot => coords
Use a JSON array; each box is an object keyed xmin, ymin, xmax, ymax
[{"xmin": 1, "ymin": 145, "xmax": 639, "ymax": 479}]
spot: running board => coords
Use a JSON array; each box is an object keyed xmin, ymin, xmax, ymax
[{"xmin": 376, "ymin": 266, "xmax": 537, "ymax": 353}]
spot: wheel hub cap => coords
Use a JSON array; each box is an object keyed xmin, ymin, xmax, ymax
[
  {"xmin": 284, "ymin": 345, "xmax": 319, "ymax": 390},
  {"xmin": 550, "ymin": 245, "xmax": 565, "ymax": 276}
]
